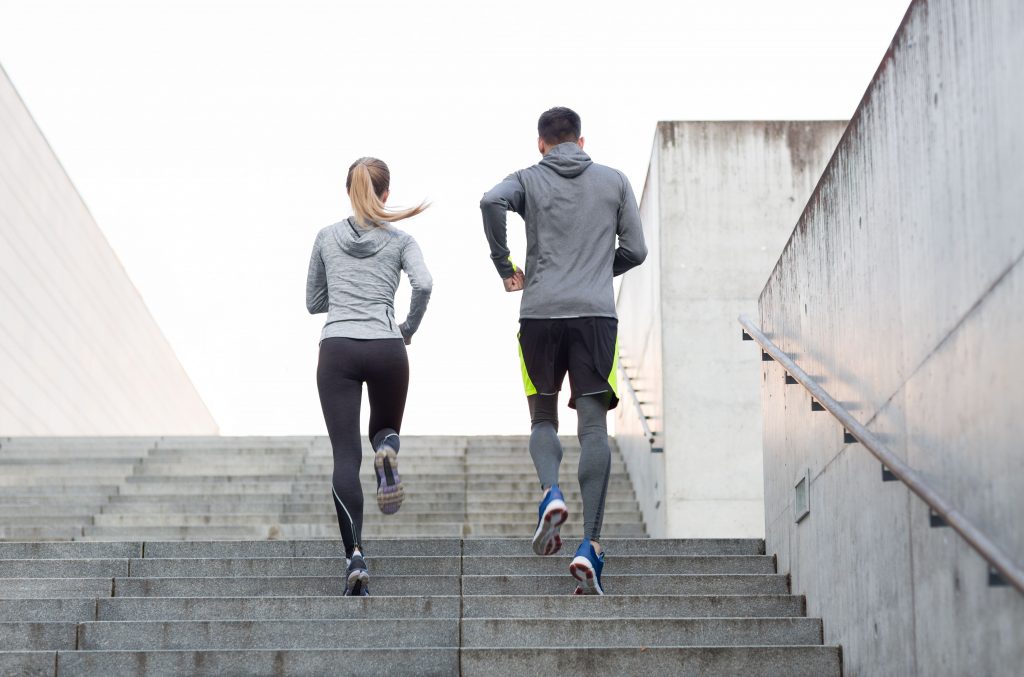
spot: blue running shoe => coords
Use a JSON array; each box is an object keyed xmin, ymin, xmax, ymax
[
  {"xmin": 531, "ymin": 485, "xmax": 569, "ymax": 556},
  {"xmin": 569, "ymin": 539, "xmax": 605, "ymax": 595}
]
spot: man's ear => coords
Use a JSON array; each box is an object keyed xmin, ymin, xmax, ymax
[
  {"xmin": 538, "ymin": 137, "xmax": 546, "ymax": 156},
  {"xmin": 577, "ymin": 136, "xmax": 585, "ymax": 149}
]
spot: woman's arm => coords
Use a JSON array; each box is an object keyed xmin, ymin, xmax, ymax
[
  {"xmin": 398, "ymin": 236, "xmax": 433, "ymax": 341},
  {"xmin": 305, "ymin": 232, "xmax": 329, "ymax": 314}
]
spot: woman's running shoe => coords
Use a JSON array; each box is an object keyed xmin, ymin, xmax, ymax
[
  {"xmin": 344, "ymin": 551, "xmax": 370, "ymax": 596},
  {"xmin": 374, "ymin": 444, "xmax": 404, "ymax": 514},
  {"xmin": 569, "ymin": 539, "xmax": 605, "ymax": 595},
  {"xmin": 531, "ymin": 485, "xmax": 569, "ymax": 556}
]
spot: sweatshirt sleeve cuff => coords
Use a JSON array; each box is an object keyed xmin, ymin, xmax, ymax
[{"xmin": 493, "ymin": 256, "xmax": 517, "ymax": 279}]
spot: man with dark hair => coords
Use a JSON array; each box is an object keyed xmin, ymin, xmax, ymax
[
  {"xmin": 480, "ymin": 106, "xmax": 647, "ymax": 595},
  {"xmin": 537, "ymin": 107, "xmax": 582, "ymax": 145}
]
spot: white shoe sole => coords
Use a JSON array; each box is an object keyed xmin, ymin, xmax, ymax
[
  {"xmin": 346, "ymin": 568, "xmax": 369, "ymax": 596},
  {"xmin": 531, "ymin": 499, "xmax": 568, "ymax": 556},
  {"xmin": 569, "ymin": 555, "xmax": 604, "ymax": 595}
]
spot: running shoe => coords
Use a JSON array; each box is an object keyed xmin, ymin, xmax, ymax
[
  {"xmin": 531, "ymin": 485, "xmax": 569, "ymax": 556},
  {"xmin": 569, "ymin": 539, "xmax": 605, "ymax": 595},
  {"xmin": 344, "ymin": 551, "xmax": 370, "ymax": 596},
  {"xmin": 374, "ymin": 444, "xmax": 405, "ymax": 514}
]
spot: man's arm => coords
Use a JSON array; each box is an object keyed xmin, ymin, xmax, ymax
[
  {"xmin": 613, "ymin": 174, "xmax": 648, "ymax": 276},
  {"xmin": 480, "ymin": 173, "xmax": 526, "ymax": 281},
  {"xmin": 305, "ymin": 232, "xmax": 329, "ymax": 313}
]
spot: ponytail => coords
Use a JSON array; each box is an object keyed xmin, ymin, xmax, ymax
[{"xmin": 347, "ymin": 158, "xmax": 428, "ymax": 227}]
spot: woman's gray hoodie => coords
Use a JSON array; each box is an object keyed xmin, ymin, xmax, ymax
[{"xmin": 306, "ymin": 218, "xmax": 432, "ymax": 341}]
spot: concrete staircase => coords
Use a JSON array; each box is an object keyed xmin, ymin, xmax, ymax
[{"xmin": 0, "ymin": 436, "xmax": 841, "ymax": 675}]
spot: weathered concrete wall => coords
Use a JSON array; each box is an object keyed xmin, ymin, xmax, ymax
[
  {"xmin": 615, "ymin": 140, "xmax": 666, "ymax": 537},
  {"xmin": 616, "ymin": 120, "xmax": 843, "ymax": 537},
  {"xmin": 758, "ymin": 1, "xmax": 1024, "ymax": 675},
  {"xmin": 0, "ymin": 64, "xmax": 218, "ymax": 435}
]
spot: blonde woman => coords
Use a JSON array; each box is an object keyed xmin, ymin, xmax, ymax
[{"xmin": 306, "ymin": 157, "xmax": 432, "ymax": 596}]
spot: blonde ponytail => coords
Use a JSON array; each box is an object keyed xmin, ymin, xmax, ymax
[{"xmin": 346, "ymin": 158, "xmax": 428, "ymax": 227}]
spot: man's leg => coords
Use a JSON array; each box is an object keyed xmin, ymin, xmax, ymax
[
  {"xmin": 528, "ymin": 393, "xmax": 562, "ymax": 489},
  {"xmin": 575, "ymin": 393, "xmax": 613, "ymax": 552},
  {"xmin": 528, "ymin": 393, "xmax": 570, "ymax": 556}
]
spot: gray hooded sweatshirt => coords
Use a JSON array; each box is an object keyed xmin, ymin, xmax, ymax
[
  {"xmin": 306, "ymin": 218, "xmax": 432, "ymax": 341},
  {"xmin": 480, "ymin": 142, "xmax": 647, "ymax": 319}
]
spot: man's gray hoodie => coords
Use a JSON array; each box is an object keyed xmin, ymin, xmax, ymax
[
  {"xmin": 306, "ymin": 218, "xmax": 432, "ymax": 341},
  {"xmin": 480, "ymin": 142, "xmax": 647, "ymax": 319}
]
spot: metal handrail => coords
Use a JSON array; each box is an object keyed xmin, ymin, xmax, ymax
[
  {"xmin": 617, "ymin": 354, "xmax": 660, "ymax": 451},
  {"xmin": 739, "ymin": 314, "xmax": 1024, "ymax": 594}
]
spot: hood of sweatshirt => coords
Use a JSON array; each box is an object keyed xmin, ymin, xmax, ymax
[
  {"xmin": 331, "ymin": 218, "xmax": 393, "ymax": 258},
  {"xmin": 539, "ymin": 142, "xmax": 593, "ymax": 178}
]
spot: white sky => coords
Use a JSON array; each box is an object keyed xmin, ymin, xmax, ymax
[{"xmin": 0, "ymin": 0, "xmax": 908, "ymax": 435}]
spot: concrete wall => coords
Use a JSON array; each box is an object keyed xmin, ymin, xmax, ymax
[
  {"xmin": 616, "ymin": 142, "xmax": 666, "ymax": 537},
  {"xmin": 0, "ymin": 64, "xmax": 218, "ymax": 435},
  {"xmin": 758, "ymin": 1, "xmax": 1024, "ymax": 674},
  {"xmin": 616, "ymin": 120, "xmax": 844, "ymax": 537}
]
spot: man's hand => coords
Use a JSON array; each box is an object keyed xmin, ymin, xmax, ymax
[{"xmin": 503, "ymin": 269, "xmax": 525, "ymax": 292}]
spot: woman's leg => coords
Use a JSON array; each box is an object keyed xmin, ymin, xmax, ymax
[
  {"xmin": 316, "ymin": 338, "xmax": 365, "ymax": 559},
  {"xmin": 365, "ymin": 339, "xmax": 410, "ymax": 446},
  {"xmin": 365, "ymin": 339, "xmax": 410, "ymax": 513}
]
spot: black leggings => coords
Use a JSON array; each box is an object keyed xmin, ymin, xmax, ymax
[{"xmin": 317, "ymin": 337, "xmax": 409, "ymax": 558}]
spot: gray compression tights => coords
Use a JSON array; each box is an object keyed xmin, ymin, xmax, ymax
[{"xmin": 528, "ymin": 393, "xmax": 612, "ymax": 542}]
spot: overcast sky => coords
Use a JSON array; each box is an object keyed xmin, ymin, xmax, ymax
[{"xmin": 0, "ymin": 0, "xmax": 908, "ymax": 435}]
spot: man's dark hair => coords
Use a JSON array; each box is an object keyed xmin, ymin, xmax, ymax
[{"xmin": 538, "ymin": 107, "xmax": 582, "ymax": 145}]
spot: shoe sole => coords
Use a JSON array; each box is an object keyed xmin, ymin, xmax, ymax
[
  {"xmin": 346, "ymin": 567, "xmax": 369, "ymax": 596},
  {"xmin": 531, "ymin": 499, "xmax": 568, "ymax": 556},
  {"xmin": 570, "ymin": 555, "xmax": 604, "ymax": 595},
  {"xmin": 375, "ymin": 447, "xmax": 404, "ymax": 515}
]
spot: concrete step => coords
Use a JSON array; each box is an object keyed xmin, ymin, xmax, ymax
[
  {"xmin": 78, "ymin": 522, "xmax": 649, "ymax": 540},
  {"xmin": 461, "ymin": 555, "xmax": 774, "ymax": 575},
  {"xmin": 0, "ymin": 477, "xmax": 123, "ymax": 487},
  {"xmin": 0, "ymin": 542, "xmax": 143, "ymax": 559},
  {"xmin": 0, "ymin": 558, "xmax": 128, "ymax": 577},
  {"xmin": 461, "ymin": 617, "xmax": 822, "ymax": 647},
  {"xmin": 0, "ymin": 486, "xmax": 116, "ymax": 497},
  {"xmin": 77, "ymin": 618, "xmax": 459, "ymax": 650},
  {"xmin": 0, "ymin": 598, "xmax": 98, "ymax": 622},
  {"xmin": 0, "ymin": 538, "xmax": 744, "ymax": 559},
  {"xmin": 461, "ymin": 538, "xmax": 764, "ymax": 556},
  {"xmin": 0, "ymin": 526, "xmax": 84, "ymax": 541},
  {"xmin": 0, "ymin": 461, "xmax": 140, "ymax": 473},
  {"xmin": 2, "ymin": 647, "xmax": 839, "ymax": 677},
  {"xmin": 460, "ymin": 647, "xmax": 841, "ymax": 677},
  {"xmin": 112, "ymin": 575, "xmax": 461, "ymax": 597},
  {"xmin": 85, "ymin": 594, "xmax": 804, "ymax": 621},
  {"xmin": 127, "ymin": 556, "xmax": 459, "ymax": 577},
  {"xmin": 461, "ymin": 574, "xmax": 789, "ymax": 596},
  {"xmin": 460, "ymin": 594, "xmax": 805, "ymax": 618},
  {"xmin": 50, "ymin": 648, "xmax": 461, "ymax": 676},
  {"xmin": 0, "ymin": 515, "xmax": 96, "ymax": 526},
  {"xmin": 464, "ymin": 523, "xmax": 646, "ymax": 537},
  {"xmin": 85, "ymin": 510, "xmax": 643, "ymax": 527},
  {"xmin": 0, "ymin": 554, "xmax": 771, "ymax": 579},
  {"xmin": 0, "ymin": 578, "xmax": 114, "ymax": 598},
  {"xmin": 95, "ymin": 595, "xmax": 461, "ymax": 621},
  {"xmin": 0, "ymin": 623, "xmax": 75, "ymax": 650}
]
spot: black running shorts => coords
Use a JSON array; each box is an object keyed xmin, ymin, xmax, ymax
[{"xmin": 517, "ymin": 317, "xmax": 619, "ymax": 410}]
